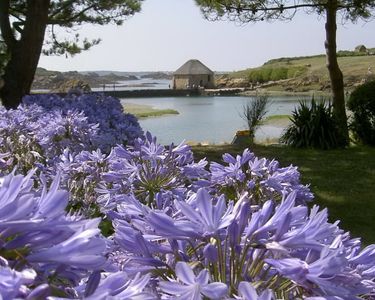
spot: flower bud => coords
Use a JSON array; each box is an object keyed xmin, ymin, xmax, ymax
[{"xmin": 203, "ymin": 244, "xmax": 218, "ymax": 263}]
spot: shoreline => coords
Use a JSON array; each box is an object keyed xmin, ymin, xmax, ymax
[
  {"xmin": 31, "ymin": 87, "xmax": 331, "ymax": 99},
  {"xmin": 239, "ymin": 89, "xmax": 330, "ymax": 97}
]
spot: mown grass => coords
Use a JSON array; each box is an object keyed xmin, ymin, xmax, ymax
[
  {"xmin": 123, "ymin": 102, "xmax": 179, "ymax": 118},
  {"xmin": 192, "ymin": 144, "xmax": 375, "ymax": 244}
]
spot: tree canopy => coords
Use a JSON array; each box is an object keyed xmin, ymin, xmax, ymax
[
  {"xmin": 196, "ymin": 0, "xmax": 375, "ymax": 22},
  {"xmin": 1, "ymin": 0, "xmax": 143, "ymax": 56},
  {"xmin": 0, "ymin": 0, "xmax": 143, "ymax": 108}
]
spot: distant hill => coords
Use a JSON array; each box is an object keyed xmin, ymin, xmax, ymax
[
  {"xmin": 32, "ymin": 68, "xmax": 172, "ymax": 91},
  {"xmin": 80, "ymin": 70, "xmax": 172, "ymax": 79},
  {"xmin": 216, "ymin": 49, "xmax": 375, "ymax": 92},
  {"xmin": 32, "ymin": 68, "xmax": 139, "ymax": 90}
]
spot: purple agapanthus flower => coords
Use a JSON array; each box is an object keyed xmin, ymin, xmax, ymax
[
  {"xmin": 265, "ymin": 245, "xmax": 370, "ymax": 297},
  {"xmin": 209, "ymin": 148, "xmax": 313, "ymax": 204},
  {"xmin": 0, "ymin": 257, "xmax": 38, "ymax": 299},
  {"xmin": 147, "ymin": 188, "xmax": 234, "ymax": 239},
  {"xmin": 234, "ymin": 282, "xmax": 274, "ymax": 300},
  {"xmin": 159, "ymin": 262, "xmax": 228, "ymax": 299},
  {"xmin": 75, "ymin": 272, "xmax": 151, "ymax": 300},
  {"xmin": 23, "ymin": 93, "xmax": 143, "ymax": 152},
  {"xmin": 174, "ymin": 188, "xmax": 235, "ymax": 237},
  {"xmin": 27, "ymin": 220, "xmax": 106, "ymax": 269},
  {"xmin": 0, "ymin": 152, "xmax": 12, "ymax": 172},
  {"xmin": 0, "ymin": 171, "xmax": 107, "ymax": 289},
  {"xmin": 1, "ymin": 98, "xmax": 375, "ymax": 300}
]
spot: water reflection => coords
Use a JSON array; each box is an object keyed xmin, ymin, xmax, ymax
[{"xmin": 121, "ymin": 96, "xmax": 303, "ymax": 145}]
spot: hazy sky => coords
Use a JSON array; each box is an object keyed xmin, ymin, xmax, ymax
[{"xmin": 38, "ymin": 0, "xmax": 375, "ymax": 72}]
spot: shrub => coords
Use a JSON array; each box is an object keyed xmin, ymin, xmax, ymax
[
  {"xmin": 280, "ymin": 98, "xmax": 343, "ymax": 149},
  {"xmin": 241, "ymin": 95, "xmax": 269, "ymax": 143},
  {"xmin": 247, "ymin": 66, "xmax": 306, "ymax": 83},
  {"xmin": 347, "ymin": 80, "xmax": 375, "ymax": 145}
]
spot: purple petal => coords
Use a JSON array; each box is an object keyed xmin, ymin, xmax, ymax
[
  {"xmin": 201, "ymin": 282, "xmax": 228, "ymax": 299},
  {"xmin": 175, "ymin": 262, "xmax": 196, "ymax": 285}
]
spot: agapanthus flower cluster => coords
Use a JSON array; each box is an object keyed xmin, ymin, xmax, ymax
[
  {"xmin": 109, "ymin": 185, "xmax": 375, "ymax": 299},
  {"xmin": 2, "ymin": 149, "xmax": 375, "ymax": 298},
  {"xmin": 57, "ymin": 133, "xmax": 314, "ymax": 220},
  {"xmin": 99, "ymin": 132, "xmax": 210, "ymax": 210},
  {"xmin": 210, "ymin": 148, "xmax": 314, "ymax": 205},
  {"xmin": 0, "ymin": 171, "xmax": 106, "ymax": 298},
  {"xmin": 23, "ymin": 92, "xmax": 143, "ymax": 152},
  {"xmin": 49, "ymin": 135, "xmax": 373, "ymax": 299},
  {"xmin": 46, "ymin": 133, "xmax": 209, "ymax": 218},
  {"xmin": 1, "ymin": 100, "xmax": 374, "ymax": 298},
  {"xmin": 0, "ymin": 93, "xmax": 142, "ymax": 177},
  {"xmin": 0, "ymin": 104, "xmax": 99, "ymax": 174}
]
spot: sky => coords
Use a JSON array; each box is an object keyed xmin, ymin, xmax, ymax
[{"xmin": 38, "ymin": 0, "xmax": 375, "ymax": 72}]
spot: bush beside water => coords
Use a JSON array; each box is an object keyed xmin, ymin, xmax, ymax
[
  {"xmin": 280, "ymin": 99, "xmax": 344, "ymax": 149},
  {"xmin": 0, "ymin": 94, "xmax": 375, "ymax": 299},
  {"xmin": 247, "ymin": 66, "xmax": 306, "ymax": 83},
  {"xmin": 347, "ymin": 80, "xmax": 375, "ymax": 146}
]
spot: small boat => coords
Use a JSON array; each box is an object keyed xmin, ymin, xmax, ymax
[{"xmin": 231, "ymin": 130, "xmax": 252, "ymax": 145}]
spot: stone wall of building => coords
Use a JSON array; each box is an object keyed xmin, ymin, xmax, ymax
[{"xmin": 173, "ymin": 74, "xmax": 215, "ymax": 89}]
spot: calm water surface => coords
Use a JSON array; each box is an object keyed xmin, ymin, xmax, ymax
[{"xmin": 121, "ymin": 96, "xmax": 305, "ymax": 145}]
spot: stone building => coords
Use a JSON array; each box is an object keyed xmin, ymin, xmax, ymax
[
  {"xmin": 355, "ymin": 45, "xmax": 367, "ymax": 53},
  {"xmin": 172, "ymin": 59, "xmax": 215, "ymax": 89}
]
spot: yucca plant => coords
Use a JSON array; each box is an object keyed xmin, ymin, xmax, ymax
[{"xmin": 280, "ymin": 98, "xmax": 343, "ymax": 149}]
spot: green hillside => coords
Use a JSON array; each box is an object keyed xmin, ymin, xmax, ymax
[{"xmin": 229, "ymin": 50, "xmax": 375, "ymax": 93}]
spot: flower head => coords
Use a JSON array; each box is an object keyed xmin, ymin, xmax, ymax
[{"xmin": 159, "ymin": 262, "xmax": 228, "ymax": 299}]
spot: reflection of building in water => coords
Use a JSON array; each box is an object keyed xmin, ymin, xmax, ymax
[{"xmin": 172, "ymin": 59, "xmax": 215, "ymax": 90}]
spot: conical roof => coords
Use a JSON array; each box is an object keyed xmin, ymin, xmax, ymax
[{"xmin": 174, "ymin": 59, "xmax": 214, "ymax": 75}]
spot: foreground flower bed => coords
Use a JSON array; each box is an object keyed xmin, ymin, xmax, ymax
[{"xmin": 0, "ymin": 94, "xmax": 374, "ymax": 299}]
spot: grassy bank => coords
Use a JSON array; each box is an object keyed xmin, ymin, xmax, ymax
[
  {"xmin": 192, "ymin": 144, "xmax": 375, "ymax": 244},
  {"xmin": 232, "ymin": 54, "xmax": 375, "ymax": 93},
  {"xmin": 123, "ymin": 102, "xmax": 179, "ymax": 118},
  {"xmin": 262, "ymin": 114, "xmax": 291, "ymax": 127}
]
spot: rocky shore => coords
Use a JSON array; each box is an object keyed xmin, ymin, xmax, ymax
[
  {"xmin": 215, "ymin": 73, "xmax": 375, "ymax": 94},
  {"xmin": 215, "ymin": 52, "xmax": 375, "ymax": 94}
]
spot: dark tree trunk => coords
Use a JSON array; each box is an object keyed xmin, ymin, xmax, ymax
[
  {"xmin": 0, "ymin": 0, "xmax": 50, "ymax": 109},
  {"xmin": 325, "ymin": 0, "xmax": 349, "ymax": 145}
]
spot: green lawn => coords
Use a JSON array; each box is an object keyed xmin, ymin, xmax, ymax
[{"xmin": 192, "ymin": 144, "xmax": 375, "ymax": 244}]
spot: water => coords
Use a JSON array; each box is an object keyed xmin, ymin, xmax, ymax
[
  {"xmin": 121, "ymin": 96, "xmax": 305, "ymax": 145},
  {"xmin": 92, "ymin": 79, "xmax": 171, "ymax": 91}
]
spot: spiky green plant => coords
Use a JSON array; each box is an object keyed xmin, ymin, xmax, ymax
[{"xmin": 280, "ymin": 99, "xmax": 343, "ymax": 149}]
